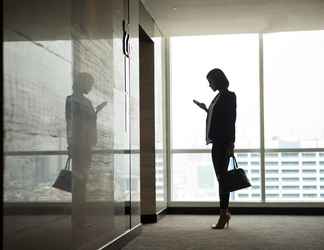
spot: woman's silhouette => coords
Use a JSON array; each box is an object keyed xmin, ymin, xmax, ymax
[
  {"xmin": 194, "ymin": 68, "xmax": 236, "ymax": 229},
  {"xmin": 66, "ymin": 72, "xmax": 97, "ymax": 229},
  {"xmin": 66, "ymin": 73, "xmax": 107, "ymax": 248}
]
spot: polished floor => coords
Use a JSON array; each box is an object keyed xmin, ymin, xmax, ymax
[
  {"xmin": 123, "ymin": 215, "xmax": 324, "ymax": 250},
  {"xmin": 3, "ymin": 214, "xmax": 128, "ymax": 250}
]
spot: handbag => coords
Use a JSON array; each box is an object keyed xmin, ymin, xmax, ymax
[
  {"xmin": 52, "ymin": 157, "xmax": 72, "ymax": 192},
  {"xmin": 221, "ymin": 155, "xmax": 251, "ymax": 193}
]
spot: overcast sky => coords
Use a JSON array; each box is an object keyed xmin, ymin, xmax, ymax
[{"xmin": 170, "ymin": 30, "xmax": 324, "ymax": 149}]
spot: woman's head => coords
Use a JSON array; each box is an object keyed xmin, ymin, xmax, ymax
[
  {"xmin": 73, "ymin": 72, "xmax": 94, "ymax": 94},
  {"xmin": 206, "ymin": 68, "xmax": 229, "ymax": 91}
]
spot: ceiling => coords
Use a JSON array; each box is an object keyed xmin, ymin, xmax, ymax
[{"xmin": 141, "ymin": 0, "xmax": 324, "ymax": 36}]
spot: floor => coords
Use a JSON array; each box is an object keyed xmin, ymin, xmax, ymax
[
  {"xmin": 122, "ymin": 215, "xmax": 324, "ymax": 250},
  {"xmin": 3, "ymin": 214, "xmax": 128, "ymax": 250}
]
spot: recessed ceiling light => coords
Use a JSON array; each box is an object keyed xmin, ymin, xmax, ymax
[{"xmin": 172, "ymin": 7, "xmax": 177, "ymax": 11}]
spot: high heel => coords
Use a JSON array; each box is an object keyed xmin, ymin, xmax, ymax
[
  {"xmin": 211, "ymin": 209, "xmax": 230, "ymax": 229},
  {"xmin": 226, "ymin": 211, "xmax": 231, "ymax": 222},
  {"xmin": 226, "ymin": 209, "xmax": 231, "ymax": 228}
]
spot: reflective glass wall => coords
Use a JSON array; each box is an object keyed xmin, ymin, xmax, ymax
[
  {"xmin": 3, "ymin": 0, "xmax": 142, "ymax": 249},
  {"xmin": 3, "ymin": 0, "xmax": 74, "ymax": 246},
  {"xmin": 4, "ymin": 38, "xmax": 73, "ymax": 202}
]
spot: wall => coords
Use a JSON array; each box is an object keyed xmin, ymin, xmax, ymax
[
  {"xmin": 129, "ymin": 0, "xmax": 141, "ymax": 229},
  {"xmin": 3, "ymin": 0, "xmax": 142, "ymax": 249},
  {"xmin": 139, "ymin": 2, "xmax": 168, "ymax": 215}
]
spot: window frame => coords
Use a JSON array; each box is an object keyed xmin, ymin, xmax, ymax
[{"xmin": 166, "ymin": 31, "xmax": 324, "ymax": 207}]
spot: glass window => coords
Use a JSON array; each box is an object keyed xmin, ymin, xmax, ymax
[
  {"xmin": 264, "ymin": 30, "xmax": 324, "ymax": 202},
  {"xmin": 282, "ymin": 186, "xmax": 299, "ymax": 190},
  {"xmin": 172, "ymin": 153, "xmax": 218, "ymax": 201},
  {"xmin": 266, "ymin": 169, "xmax": 279, "ymax": 174},
  {"xmin": 282, "ymin": 152, "xmax": 299, "ymax": 157},
  {"xmin": 264, "ymin": 30, "xmax": 324, "ymax": 149},
  {"xmin": 171, "ymin": 34, "xmax": 259, "ymax": 149},
  {"xmin": 170, "ymin": 30, "xmax": 324, "ymax": 204},
  {"xmin": 154, "ymin": 35, "xmax": 167, "ymax": 206},
  {"xmin": 170, "ymin": 34, "xmax": 260, "ymax": 202}
]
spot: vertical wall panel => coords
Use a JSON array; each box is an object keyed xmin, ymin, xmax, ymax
[
  {"xmin": 129, "ymin": 0, "xmax": 142, "ymax": 228},
  {"xmin": 3, "ymin": 0, "xmax": 163, "ymax": 248},
  {"xmin": 139, "ymin": 2, "xmax": 168, "ymax": 215},
  {"xmin": 3, "ymin": 0, "xmax": 143, "ymax": 249},
  {"xmin": 71, "ymin": 0, "xmax": 131, "ymax": 248},
  {"xmin": 3, "ymin": 0, "xmax": 73, "ymax": 250}
]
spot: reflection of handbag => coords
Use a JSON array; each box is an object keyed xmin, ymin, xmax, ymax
[
  {"xmin": 221, "ymin": 155, "xmax": 251, "ymax": 193},
  {"xmin": 53, "ymin": 157, "xmax": 72, "ymax": 192}
]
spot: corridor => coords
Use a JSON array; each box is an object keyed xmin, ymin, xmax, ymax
[{"xmin": 123, "ymin": 215, "xmax": 324, "ymax": 250}]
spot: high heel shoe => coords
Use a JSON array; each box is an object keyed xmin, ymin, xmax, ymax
[
  {"xmin": 225, "ymin": 209, "xmax": 231, "ymax": 227},
  {"xmin": 226, "ymin": 210, "xmax": 231, "ymax": 221},
  {"xmin": 211, "ymin": 209, "xmax": 231, "ymax": 229}
]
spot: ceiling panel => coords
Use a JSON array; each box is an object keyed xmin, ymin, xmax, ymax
[{"xmin": 141, "ymin": 0, "xmax": 324, "ymax": 36}]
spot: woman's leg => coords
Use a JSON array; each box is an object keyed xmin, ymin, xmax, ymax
[
  {"xmin": 211, "ymin": 144, "xmax": 230, "ymax": 209},
  {"xmin": 72, "ymin": 149, "xmax": 91, "ymax": 226},
  {"xmin": 211, "ymin": 144, "xmax": 231, "ymax": 229}
]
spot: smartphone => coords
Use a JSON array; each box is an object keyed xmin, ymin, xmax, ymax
[
  {"xmin": 96, "ymin": 101, "xmax": 107, "ymax": 113},
  {"xmin": 193, "ymin": 99, "xmax": 201, "ymax": 106}
]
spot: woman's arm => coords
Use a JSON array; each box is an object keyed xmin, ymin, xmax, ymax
[
  {"xmin": 193, "ymin": 99, "xmax": 208, "ymax": 112},
  {"xmin": 65, "ymin": 97, "xmax": 73, "ymax": 148},
  {"xmin": 226, "ymin": 93, "xmax": 236, "ymax": 155}
]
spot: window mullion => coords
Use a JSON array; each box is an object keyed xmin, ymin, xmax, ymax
[{"xmin": 259, "ymin": 33, "xmax": 266, "ymax": 202}]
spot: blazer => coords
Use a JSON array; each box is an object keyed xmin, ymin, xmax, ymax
[
  {"xmin": 206, "ymin": 90, "xmax": 236, "ymax": 145},
  {"xmin": 65, "ymin": 94, "xmax": 97, "ymax": 149}
]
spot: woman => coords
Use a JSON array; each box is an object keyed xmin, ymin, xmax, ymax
[
  {"xmin": 66, "ymin": 73, "xmax": 107, "ymax": 249},
  {"xmin": 66, "ymin": 72, "xmax": 97, "ymax": 229},
  {"xmin": 193, "ymin": 68, "xmax": 236, "ymax": 229}
]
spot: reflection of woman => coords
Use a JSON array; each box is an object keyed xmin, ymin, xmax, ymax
[
  {"xmin": 194, "ymin": 68, "xmax": 236, "ymax": 229},
  {"xmin": 65, "ymin": 72, "xmax": 97, "ymax": 227}
]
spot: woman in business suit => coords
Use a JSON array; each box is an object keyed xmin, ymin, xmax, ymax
[
  {"xmin": 66, "ymin": 73, "xmax": 107, "ymax": 248},
  {"xmin": 194, "ymin": 68, "xmax": 236, "ymax": 229},
  {"xmin": 66, "ymin": 73, "xmax": 97, "ymax": 232}
]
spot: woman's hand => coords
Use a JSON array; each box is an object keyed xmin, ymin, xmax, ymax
[
  {"xmin": 96, "ymin": 101, "xmax": 107, "ymax": 113},
  {"xmin": 67, "ymin": 146, "xmax": 73, "ymax": 158},
  {"xmin": 227, "ymin": 143, "xmax": 234, "ymax": 156},
  {"xmin": 193, "ymin": 100, "xmax": 208, "ymax": 112}
]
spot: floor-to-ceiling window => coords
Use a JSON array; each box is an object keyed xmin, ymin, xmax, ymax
[
  {"xmin": 170, "ymin": 34, "xmax": 260, "ymax": 202},
  {"xmin": 169, "ymin": 30, "xmax": 324, "ymax": 204},
  {"xmin": 264, "ymin": 30, "xmax": 324, "ymax": 202}
]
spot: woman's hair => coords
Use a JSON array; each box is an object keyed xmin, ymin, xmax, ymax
[
  {"xmin": 206, "ymin": 68, "xmax": 229, "ymax": 89},
  {"xmin": 72, "ymin": 72, "xmax": 94, "ymax": 93}
]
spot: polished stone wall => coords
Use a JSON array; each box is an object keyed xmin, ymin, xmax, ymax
[
  {"xmin": 3, "ymin": 0, "xmax": 144, "ymax": 249},
  {"xmin": 3, "ymin": 0, "xmax": 73, "ymax": 204}
]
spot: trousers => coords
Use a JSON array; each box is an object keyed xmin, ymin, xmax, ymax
[{"xmin": 211, "ymin": 143, "xmax": 230, "ymax": 209}]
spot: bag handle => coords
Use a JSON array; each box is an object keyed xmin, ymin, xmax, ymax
[
  {"xmin": 65, "ymin": 157, "xmax": 72, "ymax": 171},
  {"xmin": 231, "ymin": 155, "xmax": 238, "ymax": 169}
]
